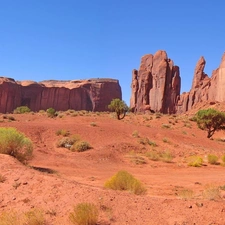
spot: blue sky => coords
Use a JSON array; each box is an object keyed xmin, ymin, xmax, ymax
[{"xmin": 0, "ymin": 0, "xmax": 225, "ymax": 105}]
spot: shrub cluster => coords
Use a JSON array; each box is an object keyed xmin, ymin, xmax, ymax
[
  {"xmin": 0, "ymin": 127, "xmax": 33, "ymax": 163},
  {"xmin": 13, "ymin": 106, "xmax": 31, "ymax": 114}
]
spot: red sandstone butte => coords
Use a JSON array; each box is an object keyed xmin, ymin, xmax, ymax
[
  {"xmin": 0, "ymin": 77, "xmax": 121, "ymax": 113},
  {"xmin": 130, "ymin": 50, "xmax": 181, "ymax": 113},
  {"xmin": 176, "ymin": 52, "xmax": 225, "ymax": 113}
]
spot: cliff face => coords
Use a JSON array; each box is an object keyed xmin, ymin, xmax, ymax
[
  {"xmin": 176, "ymin": 52, "xmax": 225, "ymax": 113},
  {"xmin": 130, "ymin": 50, "xmax": 181, "ymax": 113},
  {"xmin": 0, "ymin": 78, "xmax": 122, "ymax": 113}
]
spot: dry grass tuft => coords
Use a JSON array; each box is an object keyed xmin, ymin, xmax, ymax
[
  {"xmin": 187, "ymin": 156, "xmax": 203, "ymax": 167},
  {"xmin": 203, "ymin": 184, "xmax": 221, "ymax": 200},
  {"xmin": 69, "ymin": 203, "xmax": 99, "ymax": 225}
]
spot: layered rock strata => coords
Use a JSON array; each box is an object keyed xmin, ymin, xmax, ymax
[
  {"xmin": 130, "ymin": 50, "xmax": 181, "ymax": 113},
  {"xmin": 0, "ymin": 78, "xmax": 122, "ymax": 113}
]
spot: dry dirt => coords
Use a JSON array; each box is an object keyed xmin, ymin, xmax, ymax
[{"xmin": 1, "ymin": 110, "xmax": 225, "ymax": 225}]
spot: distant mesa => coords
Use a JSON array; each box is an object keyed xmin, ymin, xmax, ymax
[
  {"xmin": 130, "ymin": 50, "xmax": 225, "ymax": 114},
  {"xmin": 0, "ymin": 77, "xmax": 121, "ymax": 113}
]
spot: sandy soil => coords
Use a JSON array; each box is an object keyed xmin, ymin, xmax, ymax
[{"xmin": 1, "ymin": 110, "xmax": 225, "ymax": 225}]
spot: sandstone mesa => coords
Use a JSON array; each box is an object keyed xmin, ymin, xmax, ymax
[{"xmin": 0, "ymin": 78, "xmax": 121, "ymax": 113}]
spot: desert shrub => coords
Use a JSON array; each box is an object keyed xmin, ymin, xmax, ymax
[
  {"xmin": 146, "ymin": 151, "xmax": 160, "ymax": 161},
  {"xmin": 162, "ymin": 137, "xmax": 170, "ymax": 143},
  {"xmin": 207, "ymin": 154, "xmax": 219, "ymax": 165},
  {"xmin": 203, "ymin": 184, "xmax": 221, "ymax": 200},
  {"xmin": 104, "ymin": 170, "xmax": 147, "ymax": 195},
  {"xmin": 56, "ymin": 135, "xmax": 80, "ymax": 148},
  {"xmin": 13, "ymin": 106, "xmax": 31, "ymax": 114},
  {"xmin": 222, "ymin": 155, "xmax": 225, "ymax": 164},
  {"xmin": 138, "ymin": 137, "xmax": 157, "ymax": 146},
  {"xmin": 128, "ymin": 152, "xmax": 147, "ymax": 165},
  {"xmin": 0, "ymin": 174, "xmax": 6, "ymax": 183},
  {"xmin": 71, "ymin": 141, "xmax": 91, "ymax": 152},
  {"xmin": 188, "ymin": 156, "xmax": 203, "ymax": 167},
  {"xmin": 155, "ymin": 112, "xmax": 162, "ymax": 119},
  {"xmin": 0, "ymin": 211, "xmax": 21, "ymax": 225},
  {"xmin": 46, "ymin": 107, "xmax": 56, "ymax": 117},
  {"xmin": 90, "ymin": 122, "xmax": 97, "ymax": 127},
  {"xmin": 132, "ymin": 130, "xmax": 139, "ymax": 138},
  {"xmin": 161, "ymin": 124, "xmax": 171, "ymax": 129},
  {"xmin": 69, "ymin": 203, "xmax": 98, "ymax": 225},
  {"xmin": 55, "ymin": 129, "xmax": 70, "ymax": 137},
  {"xmin": 24, "ymin": 209, "xmax": 45, "ymax": 225},
  {"xmin": 160, "ymin": 150, "xmax": 174, "ymax": 163},
  {"xmin": 178, "ymin": 189, "xmax": 194, "ymax": 200},
  {"xmin": 0, "ymin": 127, "xmax": 33, "ymax": 163}
]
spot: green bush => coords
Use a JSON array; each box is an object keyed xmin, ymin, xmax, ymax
[
  {"xmin": 0, "ymin": 127, "xmax": 33, "ymax": 163},
  {"xmin": 46, "ymin": 108, "xmax": 56, "ymax": 117},
  {"xmin": 104, "ymin": 170, "xmax": 146, "ymax": 195},
  {"xmin": 71, "ymin": 141, "xmax": 91, "ymax": 152},
  {"xmin": 69, "ymin": 203, "xmax": 99, "ymax": 225},
  {"xmin": 13, "ymin": 106, "xmax": 31, "ymax": 114},
  {"xmin": 207, "ymin": 154, "xmax": 219, "ymax": 165}
]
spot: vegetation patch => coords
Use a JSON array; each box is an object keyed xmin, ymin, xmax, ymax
[
  {"xmin": 0, "ymin": 127, "xmax": 33, "ymax": 164},
  {"xmin": 104, "ymin": 170, "xmax": 147, "ymax": 195},
  {"xmin": 195, "ymin": 108, "xmax": 225, "ymax": 138},
  {"xmin": 177, "ymin": 189, "xmax": 194, "ymax": 200},
  {"xmin": 13, "ymin": 106, "xmax": 31, "ymax": 114},
  {"xmin": 56, "ymin": 135, "xmax": 80, "ymax": 148},
  {"xmin": 188, "ymin": 156, "xmax": 203, "ymax": 167},
  {"xmin": 203, "ymin": 184, "xmax": 221, "ymax": 200},
  {"xmin": 55, "ymin": 129, "xmax": 70, "ymax": 137},
  {"xmin": 160, "ymin": 150, "xmax": 174, "ymax": 163},
  {"xmin": 69, "ymin": 203, "xmax": 99, "ymax": 225},
  {"xmin": 146, "ymin": 151, "xmax": 160, "ymax": 161},
  {"xmin": 207, "ymin": 154, "xmax": 219, "ymax": 165},
  {"xmin": 71, "ymin": 141, "xmax": 91, "ymax": 152}
]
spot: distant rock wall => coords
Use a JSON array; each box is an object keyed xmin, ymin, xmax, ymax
[
  {"xmin": 0, "ymin": 78, "xmax": 122, "ymax": 113},
  {"xmin": 131, "ymin": 50, "xmax": 225, "ymax": 114},
  {"xmin": 176, "ymin": 52, "xmax": 225, "ymax": 113},
  {"xmin": 130, "ymin": 50, "xmax": 181, "ymax": 113}
]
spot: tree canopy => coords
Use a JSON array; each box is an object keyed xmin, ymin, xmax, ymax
[
  {"xmin": 108, "ymin": 98, "xmax": 128, "ymax": 120},
  {"xmin": 195, "ymin": 108, "xmax": 225, "ymax": 138}
]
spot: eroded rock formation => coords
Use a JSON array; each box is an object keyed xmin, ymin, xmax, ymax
[
  {"xmin": 176, "ymin": 52, "xmax": 225, "ymax": 113},
  {"xmin": 0, "ymin": 78, "xmax": 121, "ymax": 113},
  {"xmin": 130, "ymin": 50, "xmax": 181, "ymax": 113}
]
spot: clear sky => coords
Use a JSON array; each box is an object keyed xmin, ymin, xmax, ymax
[{"xmin": 0, "ymin": 0, "xmax": 225, "ymax": 105}]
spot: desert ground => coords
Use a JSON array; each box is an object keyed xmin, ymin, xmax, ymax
[{"xmin": 1, "ymin": 106, "xmax": 225, "ymax": 225}]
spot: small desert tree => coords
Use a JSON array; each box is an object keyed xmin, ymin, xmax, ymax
[
  {"xmin": 195, "ymin": 108, "xmax": 225, "ymax": 138},
  {"xmin": 108, "ymin": 98, "xmax": 128, "ymax": 120}
]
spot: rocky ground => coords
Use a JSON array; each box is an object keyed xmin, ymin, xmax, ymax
[{"xmin": 1, "ymin": 108, "xmax": 225, "ymax": 224}]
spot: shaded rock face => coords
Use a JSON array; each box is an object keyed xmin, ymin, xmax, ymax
[
  {"xmin": 0, "ymin": 78, "xmax": 121, "ymax": 113},
  {"xmin": 130, "ymin": 50, "xmax": 181, "ymax": 113},
  {"xmin": 176, "ymin": 52, "xmax": 225, "ymax": 113}
]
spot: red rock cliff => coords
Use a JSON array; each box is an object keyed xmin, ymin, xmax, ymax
[
  {"xmin": 0, "ymin": 78, "xmax": 122, "ymax": 113},
  {"xmin": 176, "ymin": 52, "xmax": 225, "ymax": 113},
  {"xmin": 130, "ymin": 50, "xmax": 181, "ymax": 113}
]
